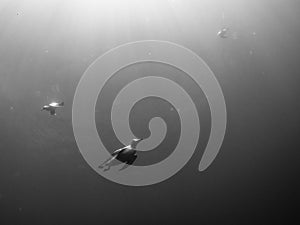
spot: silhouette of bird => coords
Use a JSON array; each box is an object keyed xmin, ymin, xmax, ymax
[
  {"xmin": 217, "ymin": 27, "xmax": 229, "ymax": 38},
  {"xmin": 41, "ymin": 101, "xmax": 64, "ymax": 116},
  {"xmin": 98, "ymin": 138, "xmax": 144, "ymax": 171}
]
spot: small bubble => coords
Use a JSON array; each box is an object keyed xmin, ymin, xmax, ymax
[
  {"xmin": 148, "ymin": 52, "xmax": 152, "ymax": 56},
  {"xmin": 45, "ymin": 50, "xmax": 49, "ymax": 53},
  {"xmin": 249, "ymin": 50, "xmax": 253, "ymax": 55}
]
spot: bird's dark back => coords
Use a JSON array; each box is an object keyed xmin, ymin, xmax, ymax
[{"xmin": 115, "ymin": 148, "xmax": 137, "ymax": 162}]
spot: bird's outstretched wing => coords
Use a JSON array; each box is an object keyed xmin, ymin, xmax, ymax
[{"xmin": 111, "ymin": 147, "xmax": 127, "ymax": 156}]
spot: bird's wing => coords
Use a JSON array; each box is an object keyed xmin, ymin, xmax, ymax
[
  {"xmin": 111, "ymin": 147, "xmax": 127, "ymax": 156},
  {"xmin": 50, "ymin": 108, "xmax": 56, "ymax": 115}
]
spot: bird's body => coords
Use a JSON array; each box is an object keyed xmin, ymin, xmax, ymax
[
  {"xmin": 99, "ymin": 138, "xmax": 143, "ymax": 171},
  {"xmin": 112, "ymin": 145, "xmax": 136, "ymax": 160},
  {"xmin": 49, "ymin": 102, "xmax": 63, "ymax": 107},
  {"xmin": 41, "ymin": 101, "xmax": 64, "ymax": 115},
  {"xmin": 217, "ymin": 27, "xmax": 229, "ymax": 38}
]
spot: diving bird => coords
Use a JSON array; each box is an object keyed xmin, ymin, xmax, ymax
[
  {"xmin": 217, "ymin": 27, "xmax": 229, "ymax": 38},
  {"xmin": 41, "ymin": 101, "xmax": 64, "ymax": 116},
  {"xmin": 98, "ymin": 138, "xmax": 144, "ymax": 171}
]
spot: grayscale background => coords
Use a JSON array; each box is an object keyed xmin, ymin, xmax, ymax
[{"xmin": 0, "ymin": 0, "xmax": 299, "ymax": 224}]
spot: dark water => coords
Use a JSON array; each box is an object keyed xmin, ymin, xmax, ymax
[{"xmin": 1, "ymin": 0, "xmax": 299, "ymax": 224}]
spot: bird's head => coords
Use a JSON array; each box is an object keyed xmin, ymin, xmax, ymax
[{"xmin": 131, "ymin": 138, "xmax": 144, "ymax": 149}]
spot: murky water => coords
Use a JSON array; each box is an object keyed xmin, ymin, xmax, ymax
[{"xmin": 0, "ymin": 0, "xmax": 299, "ymax": 224}]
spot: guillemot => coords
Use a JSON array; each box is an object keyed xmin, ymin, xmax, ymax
[
  {"xmin": 98, "ymin": 138, "xmax": 144, "ymax": 171},
  {"xmin": 217, "ymin": 27, "xmax": 229, "ymax": 38},
  {"xmin": 41, "ymin": 101, "xmax": 64, "ymax": 116}
]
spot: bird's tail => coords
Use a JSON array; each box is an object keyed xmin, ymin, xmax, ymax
[{"xmin": 59, "ymin": 102, "xmax": 64, "ymax": 107}]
